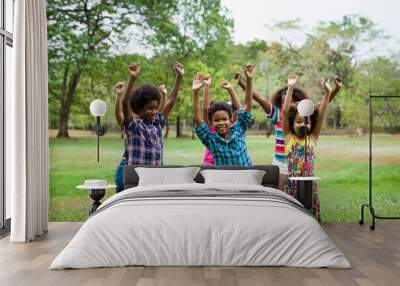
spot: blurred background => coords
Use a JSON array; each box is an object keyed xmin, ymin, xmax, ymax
[{"xmin": 39, "ymin": 0, "xmax": 400, "ymax": 221}]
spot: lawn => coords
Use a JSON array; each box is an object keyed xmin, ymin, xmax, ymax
[{"xmin": 49, "ymin": 132, "xmax": 400, "ymax": 222}]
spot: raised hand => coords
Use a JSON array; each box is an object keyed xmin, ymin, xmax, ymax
[
  {"xmin": 204, "ymin": 75, "xmax": 211, "ymax": 87},
  {"xmin": 220, "ymin": 80, "xmax": 233, "ymax": 90},
  {"xmin": 159, "ymin": 84, "xmax": 168, "ymax": 96},
  {"xmin": 244, "ymin": 64, "xmax": 254, "ymax": 79},
  {"xmin": 192, "ymin": 73, "xmax": 205, "ymax": 91},
  {"xmin": 287, "ymin": 74, "xmax": 298, "ymax": 87},
  {"xmin": 114, "ymin": 82, "xmax": 125, "ymax": 95},
  {"xmin": 174, "ymin": 62, "xmax": 185, "ymax": 78},
  {"xmin": 319, "ymin": 77, "xmax": 332, "ymax": 93},
  {"xmin": 334, "ymin": 75, "xmax": 343, "ymax": 89},
  {"xmin": 128, "ymin": 62, "xmax": 141, "ymax": 79},
  {"xmin": 233, "ymin": 72, "xmax": 241, "ymax": 84}
]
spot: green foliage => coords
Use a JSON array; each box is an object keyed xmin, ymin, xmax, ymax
[
  {"xmin": 48, "ymin": 0, "xmax": 234, "ymax": 133},
  {"xmin": 47, "ymin": 7, "xmax": 400, "ymax": 133}
]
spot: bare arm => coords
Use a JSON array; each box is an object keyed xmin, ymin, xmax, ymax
[
  {"xmin": 192, "ymin": 73, "xmax": 205, "ymax": 127},
  {"xmin": 229, "ymin": 88, "xmax": 241, "ymax": 113},
  {"xmin": 253, "ymin": 92, "xmax": 272, "ymax": 114},
  {"xmin": 162, "ymin": 62, "xmax": 184, "ymax": 118},
  {"xmin": 203, "ymin": 76, "xmax": 211, "ymax": 125},
  {"xmin": 243, "ymin": 64, "xmax": 253, "ymax": 112},
  {"xmin": 312, "ymin": 78, "xmax": 332, "ymax": 140},
  {"xmin": 114, "ymin": 82, "xmax": 125, "ymax": 130},
  {"xmin": 158, "ymin": 84, "xmax": 167, "ymax": 112},
  {"xmin": 234, "ymin": 71, "xmax": 271, "ymax": 113},
  {"xmin": 219, "ymin": 80, "xmax": 240, "ymax": 113},
  {"xmin": 328, "ymin": 75, "xmax": 342, "ymax": 102},
  {"xmin": 122, "ymin": 62, "xmax": 140, "ymax": 127},
  {"xmin": 282, "ymin": 74, "xmax": 298, "ymax": 140}
]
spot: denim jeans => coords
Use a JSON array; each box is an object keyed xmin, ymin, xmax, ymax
[{"xmin": 115, "ymin": 158, "xmax": 126, "ymax": 193}]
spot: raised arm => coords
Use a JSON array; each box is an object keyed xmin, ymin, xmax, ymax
[
  {"xmin": 328, "ymin": 75, "xmax": 342, "ymax": 102},
  {"xmin": 243, "ymin": 64, "xmax": 254, "ymax": 112},
  {"xmin": 162, "ymin": 62, "xmax": 184, "ymax": 118},
  {"xmin": 114, "ymin": 82, "xmax": 125, "ymax": 130},
  {"xmin": 312, "ymin": 78, "xmax": 332, "ymax": 140},
  {"xmin": 282, "ymin": 74, "xmax": 298, "ymax": 139},
  {"xmin": 220, "ymin": 79, "xmax": 240, "ymax": 110},
  {"xmin": 192, "ymin": 73, "xmax": 205, "ymax": 127},
  {"xmin": 234, "ymin": 72, "xmax": 272, "ymax": 114},
  {"xmin": 158, "ymin": 84, "xmax": 168, "ymax": 112},
  {"xmin": 203, "ymin": 75, "xmax": 212, "ymax": 125},
  {"xmin": 122, "ymin": 62, "xmax": 140, "ymax": 127}
]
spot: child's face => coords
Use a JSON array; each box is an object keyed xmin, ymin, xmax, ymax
[
  {"xmin": 211, "ymin": 110, "xmax": 232, "ymax": 137},
  {"xmin": 138, "ymin": 100, "xmax": 159, "ymax": 122},
  {"xmin": 293, "ymin": 113, "xmax": 311, "ymax": 138}
]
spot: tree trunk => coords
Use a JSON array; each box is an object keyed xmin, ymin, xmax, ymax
[
  {"xmin": 176, "ymin": 116, "xmax": 181, "ymax": 138},
  {"xmin": 57, "ymin": 68, "xmax": 82, "ymax": 138}
]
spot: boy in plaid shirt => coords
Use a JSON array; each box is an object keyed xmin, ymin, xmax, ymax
[
  {"xmin": 192, "ymin": 64, "xmax": 254, "ymax": 166},
  {"xmin": 122, "ymin": 62, "xmax": 184, "ymax": 166}
]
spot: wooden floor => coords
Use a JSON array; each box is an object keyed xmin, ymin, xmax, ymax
[{"xmin": 0, "ymin": 222, "xmax": 399, "ymax": 286}]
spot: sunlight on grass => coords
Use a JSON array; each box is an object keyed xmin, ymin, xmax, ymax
[{"xmin": 49, "ymin": 133, "xmax": 400, "ymax": 222}]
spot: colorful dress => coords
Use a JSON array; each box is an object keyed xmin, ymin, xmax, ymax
[{"xmin": 284, "ymin": 135, "xmax": 320, "ymax": 221}]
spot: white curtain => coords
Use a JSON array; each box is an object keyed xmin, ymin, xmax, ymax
[{"xmin": 8, "ymin": 0, "xmax": 49, "ymax": 242}]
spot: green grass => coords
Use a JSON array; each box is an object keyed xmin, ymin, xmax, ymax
[{"xmin": 49, "ymin": 133, "xmax": 400, "ymax": 222}]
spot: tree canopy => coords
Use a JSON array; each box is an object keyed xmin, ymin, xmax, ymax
[{"xmin": 47, "ymin": 3, "xmax": 400, "ymax": 136}]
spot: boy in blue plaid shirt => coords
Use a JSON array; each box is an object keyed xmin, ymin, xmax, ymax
[
  {"xmin": 122, "ymin": 61, "xmax": 184, "ymax": 167},
  {"xmin": 192, "ymin": 64, "xmax": 254, "ymax": 166}
]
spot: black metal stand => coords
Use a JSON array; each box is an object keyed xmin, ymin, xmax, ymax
[
  {"xmin": 359, "ymin": 95, "xmax": 400, "ymax": 230},
  {"xmin": 297, "ymin": 180, "xmax": 313, "ymax": 209},
  {"xmin": 88, "ymin": 189, "xmax": 105, "ymax": 215},
  {"xmin": 96, "ymin": 116, "xmax": 100, "ymax": 162},
  {"xmin": 296, "ymin": 119, "xmax": 313, "ymax": 210}
]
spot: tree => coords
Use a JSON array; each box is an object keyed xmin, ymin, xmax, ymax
[
  {"xmin": 48, "ymin": 0, "xmax": 233, "ymax": 138},
  {"xmin": 47, "ymin": 0, "xmax": 176, "ymax": 137},
  {"xmin": 255, "ymin": 15, "xmax": 390, "ymax": 132},
  {"xmin": 139, "ymin": 0, "xmax": 234, "ymax": 137}
]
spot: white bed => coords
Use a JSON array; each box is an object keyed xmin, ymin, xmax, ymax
[{"xmin": 50, "ymin": 183, "xmax": 351, "ymax": 269}]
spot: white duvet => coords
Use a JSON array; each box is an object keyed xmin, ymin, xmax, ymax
[{"xmin": 50, "ymin": 183, "xmax": 351, "ymax": 269}]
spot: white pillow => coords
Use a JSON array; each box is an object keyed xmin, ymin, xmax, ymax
[
  {"xmin": 135, "ymin": 167, "xmax": 201, "ymax": 186},
  {"xmin": 200, "ymin": 169, "xmax": 266, "ymax": 185}
]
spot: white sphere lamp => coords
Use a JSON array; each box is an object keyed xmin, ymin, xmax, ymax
[
  {"xmin": 90, "ymin": 99, "xmax": 107, "ymax": 117},
  {"xmin": 297, "ymin": 99, "xmax": 314, "ymax": 117}
]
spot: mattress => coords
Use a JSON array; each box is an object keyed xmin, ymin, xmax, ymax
[{"xmin": 50, "ymin": 183, "xmax": 351, "ymax": 269}]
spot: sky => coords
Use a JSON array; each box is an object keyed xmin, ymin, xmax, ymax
[
  {"xmin": 221, "ymin": 0, "xmax": 400, "ymax": 54},
  {"xmin": 119, "ymin": 0, "xmax": 399, "ymax": 57}
]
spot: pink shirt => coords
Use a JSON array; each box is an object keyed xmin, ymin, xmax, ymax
[{"xmin": 202, "ymin": 127, "xmax": 216, "ymax": 165}]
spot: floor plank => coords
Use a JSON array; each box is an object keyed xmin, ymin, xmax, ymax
[{"xmin": 0, "ymin": 222, "xmax": 399, "ymax": 286}]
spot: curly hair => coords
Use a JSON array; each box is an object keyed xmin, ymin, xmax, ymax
[
  {"xmin": 130, "ymin": 84, "xmax": 161, "ymax": 114},
  {"xmin": 207, "ymin": 102, "xmax": 233, "ymax": 122},
  {"xmin": 271, "ymin": 85, "xmax": 309, "ymax": 108},
  {"xmin": 287, "ymin": 103, "xmax": 319, "ymax": 135}
]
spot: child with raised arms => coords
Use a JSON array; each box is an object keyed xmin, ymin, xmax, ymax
[{"xmin": 192, "ymin": 64, "xmax": 254, "ymax": 166}]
